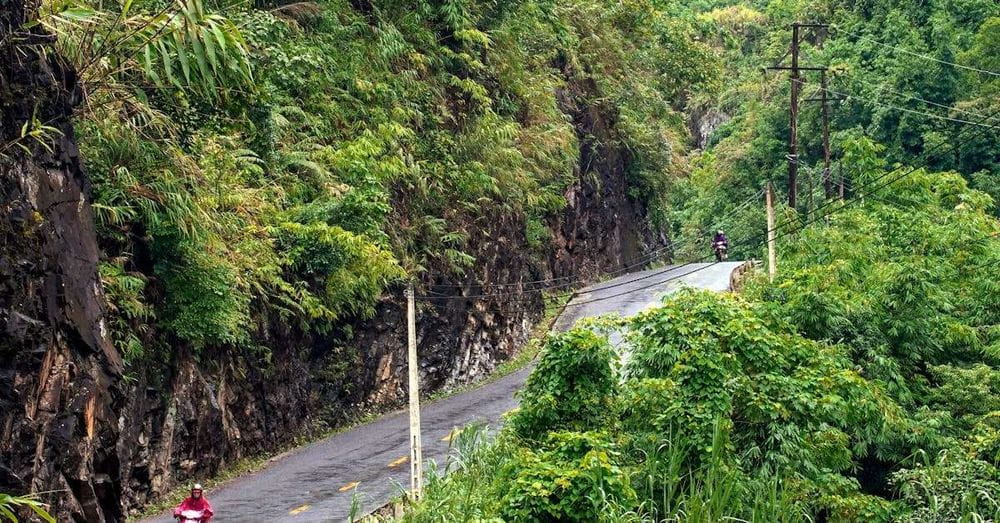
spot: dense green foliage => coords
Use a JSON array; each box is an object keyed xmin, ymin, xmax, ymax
[
  {"xmin": 670, "ymin": 0, "xmax": 1000, "ymax": 259},
  {"xmin": 18, "ymin": 0, "xmax": 1000, "ymax": 517},
  {"xmin": 405, "ymin": 167, "xmax": 1000, "ymax": 519},
  {"xmin": 511, "ymin": 329, "xmax": 619, "ymax": 441},
  {"xmin": 395, "ymin": 0, "xmax": 1000, "ymax": 518},
  {"xmin": 32, "ymin": 0, "xmax": 717, "ymax": 364}
]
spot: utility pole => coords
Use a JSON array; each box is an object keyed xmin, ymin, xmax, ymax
[
  {"xmin": 766, "ymin": 182, "xmax": 777, "ymax": 282},
  {"xmin": 838, "ymin": 162, "xmax": 845, "ymax": 199},
  {"xmin": 807, "ymin": 163, "xmax": 815, "ymax": 216},
  {"xmin": 805, "ymin": 69, "xmax": 843, "ymax": 199},
  {"xmin": 789, "ymin": 22, "xmax": 800, "ymax": 210},
  {"xmin": 765, "ymin": 22, "xmax": 828, "ymax": 210},
  {"xmin": 820, "ymin": 70, "xmax": 832, "ymax": 199},
  {"xmin": 406, "ymin": 282, "xmax": 423, "ymax": 500}
]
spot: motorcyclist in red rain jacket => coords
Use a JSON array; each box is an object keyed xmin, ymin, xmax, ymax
[{"xmin": 174, "ymin": 484, "xmax": 213, "ymax": 522}]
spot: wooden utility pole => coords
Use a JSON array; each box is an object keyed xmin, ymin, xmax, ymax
[
  {"xmin": 789, "ymin": 22, "xmax": 800, "ymax": 210},
  {"xmin": 820, "ymin": 70, "xmax": 833, "ymax": 199},
  {"xmin": 406, "ymin": 282, "xmax": 423, "ymax": 499},
  {"xmin": 766, "ymin": 182, "xmax": 777, "ymax": 282},
  {"xmin": 805, "ymin": 68, "xmax": 844, "ymax": 199},
  {"xmin": 765, "ymin": 22, "xmax": 829, "ymax": 210},
  {"xmin": 807, "ymin": 163, "xmax": 816, "ymax": 215}
]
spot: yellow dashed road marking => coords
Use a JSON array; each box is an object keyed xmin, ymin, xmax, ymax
[
  {"xmin": 388, "ymin": 455, "xmax": 408, "ymax": 468},
  {"xmin": 289, "ymin": 504, "xmax": 310, "ymax": 515},
  {"xmin": 338, "ymin": 481, "xmax": 359, "ymax": 492},
  {"xmin": 442, "ymin": 428, "xmax": 463, "ymax": 442}
]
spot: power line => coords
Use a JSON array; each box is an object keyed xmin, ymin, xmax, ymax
[
  {"xmin": 794, "ymin": 78, "xmax": 1000, "ymax": 130},
  {"xmin": 422, "ymin": 39, "xmax": 1000, "ymax": 308},
  {"xmin": 434, "ymin": 111, "xmax": 988, "ymax": 307},
  {"xmin": 843, "ymin": 75, "xmax": 1000, "ymax": 123},
  {"xmin": 424, "ymin": 104, "xmax": 1000, "ymax": 314},
  {"xmin": 420, "ymin": 187, "xmax": 765, "ymax": 296},
  {"xmin": 783, "ymin": 99, "xmax": 1000, "ymax": 232},
  {"xmin": 422, "ymin": 97, "xmax": 969, "ymax": 304},
  {"xmin": 417, "ymin": 187, "xmax": 766, "ymax": 299},
  {"xmin": 832, "ymin": 26, "xmax": 1000, "ymax": 78},
  {"xmin": 821, "ymin": 107, "xmax": 1000, "ymax": 212}
]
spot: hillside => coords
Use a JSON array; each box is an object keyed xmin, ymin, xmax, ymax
[
  {"xmin": 1, "ymin": 0, "xmax": 717, "ymax": 520},
  {"xmin": 2, "ymin": 0, "xmax": 999, "ymax": 520}
]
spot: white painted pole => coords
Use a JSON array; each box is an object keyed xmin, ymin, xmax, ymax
[
  {"xmin": 766, "ymin": 182, "xmax": 777, "ymax": 282},
  {"xmin": 406, "ymin": 282, "xmax": 423, "ymax": 500}
]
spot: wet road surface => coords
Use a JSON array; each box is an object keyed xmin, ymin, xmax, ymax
[{"xmin": 142, "ymin": 262, "xmax": 744, "ymax": 522}]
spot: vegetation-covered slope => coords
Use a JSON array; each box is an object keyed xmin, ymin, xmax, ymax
[
  {"xmin": 672, "ymin": 0, "xmax": 999, "ymax": 259},
  {"xmin": 64, "ymin": 0, "xmax": 716, "ymax": 360},
  {"xmin": 3, "ymin": 0, "xmax": 998, "ymax": 518},
  {"xmin": 1, "ymin": 0, "xmax": 719, "ymax": 519}
]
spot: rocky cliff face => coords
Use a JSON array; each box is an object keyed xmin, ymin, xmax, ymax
[
  {"xmin": 1, "ymin": 2, "xmax": 125, "ymax": 519},
  {"xmin": 688, "ymin": 104, "xmax": 731, "ymax": 150},
  {"xmin": 0, "ymin": 13, "xmax": 665, "ymax": 520},
  {"xmin": 550, "ymin": 58, "xmax": 667, "ymax": 280}
]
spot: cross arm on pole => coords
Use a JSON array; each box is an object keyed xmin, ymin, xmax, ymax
[{"xmin": 765, "ymin": 66, "xmax": 828, "ymax": 71}]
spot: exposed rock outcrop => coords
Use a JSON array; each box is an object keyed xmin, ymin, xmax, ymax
[
  {"xmin": 550, "ymin": 58, "xmax": 666, "ymax": 280},
  {"xmin": 688, "ymin": 104, "xmax": 731, "ymax": 149},
  {"xmin": 1, "ymin": 2, "xmax": 124, "ymax": 519}
]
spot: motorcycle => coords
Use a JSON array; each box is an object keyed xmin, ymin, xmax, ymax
[
  {"xmin": 177, "ymin": 509, "xmax": 208, "ymax": 523},
  {"xmin": 713, "ymin": 242, "xmax": 728, "ymax": 262}
]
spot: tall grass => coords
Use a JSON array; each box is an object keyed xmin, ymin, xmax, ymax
[
  {"xmin": 627, "ymin": 423, "xmax": 809, "ymax": 523},
  {"xmin": 401, "ymin": 422, "xmax": 511, "ymax": 522},
  {"xmin": 399, "ymin": 421, "xmax": 811, "ymax": 522}
]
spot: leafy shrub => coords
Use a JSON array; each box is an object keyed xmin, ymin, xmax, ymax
[
  {"xmin": 500, "ymin": 431, "xmax": 636, "ymax": 522},
  {"xmin": 511, "ymin": 329, "xmax": 618, "ymax": 441},
  {"xmin": 276, "ymin": 221, "xmax": 403, "ymax": 321},
  {"xmin": 623, "ymin": 289, "xmax": 894, "ymax": 473},
  {"xmin": 156, "ymin": 245, "xmax": 251, "ymax": 347},
  {"xmin": 927, "ymin": 364, "xmax": 1000, "ymax": 430}
]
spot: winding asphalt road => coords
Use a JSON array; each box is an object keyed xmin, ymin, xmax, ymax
[{"xmin": 143, "ymin": 262, "xmax": 744, "ymax": 523}]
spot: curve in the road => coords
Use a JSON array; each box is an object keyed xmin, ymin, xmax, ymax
[{"xmin": 141, "ymin": 262, "xmax": 745, "ymax": 523}]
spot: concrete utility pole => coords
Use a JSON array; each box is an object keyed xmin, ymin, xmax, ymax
[
  {"xmin": 405, "ymin": 282, "xmax": 423, "ymax": 499},
  {"xmin": 766, "ymin": 182, "xmax": 777, "ymax": 282},
  {"xmin": 766, "ymin": 22, "xmax": 829, "ymax": 210}
]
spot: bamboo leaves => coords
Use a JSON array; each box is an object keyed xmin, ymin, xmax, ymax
[
  {"xmin": 41, "ymin": 0, "xmax": 253, "ymax": 101},
  {"xmin": 138, "ymin": 0, "xmax": 253, "ymax": 99},
  {"xmin": 0, "ymin": 493, "xmax": 55, "ymax": 523}
]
